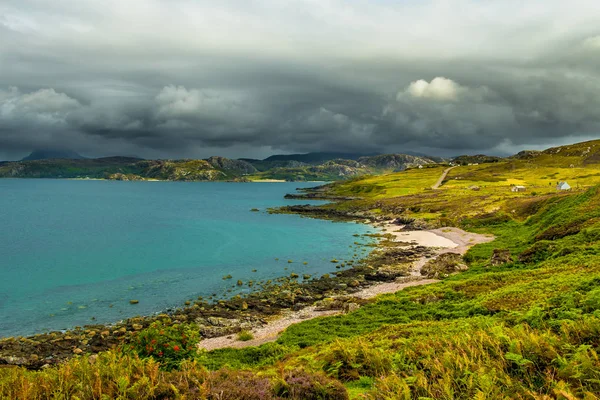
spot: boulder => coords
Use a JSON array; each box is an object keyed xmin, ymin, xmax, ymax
[
  {"xmin": 343, "ymin": 303, "xmax": 360, "ymax": 313},
  {"xmin": 489, "ymin": 249, "xmax": 513, "ymax": 266},
  {"xmin": 420, "ymin": 253, "xmax": 468, "ymax": 279}
]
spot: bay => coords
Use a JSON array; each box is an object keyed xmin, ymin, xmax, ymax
[{"xmin": 0, "ymin": 179, "xmax": 372, "ymax": 337}]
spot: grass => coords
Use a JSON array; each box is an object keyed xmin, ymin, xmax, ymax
[
  {"xmin": 329, "ymin": 166, "xmax": 445, "ymax": 199},
  {"xmin": 322, "ymin": 141, "xmax": 600, "ymax": 224},
  {"xmin": 237, "ymin": 330, "xmax": 254, "ymax": 341},
  {"xmin": 3, "ymin": 140, "xmax": 600, "ymax": 398}
]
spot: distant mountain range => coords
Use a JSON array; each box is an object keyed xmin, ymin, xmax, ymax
[
  {"xmin": 1, "ymin": 150, "xmax": 440, "ymax": 181},
  {"xmin": 3, "ymin": 140, "xmax": 599, "ymax": 181}
]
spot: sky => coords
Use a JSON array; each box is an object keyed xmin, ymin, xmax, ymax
[{"xmin": 1, "ymin": 0, "xmax": 599, "ymax": 161}]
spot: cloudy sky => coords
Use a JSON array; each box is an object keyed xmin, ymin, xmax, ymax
[{"xmin": 1, "ymin": 0, "xmax": 599, "ymax": 160}]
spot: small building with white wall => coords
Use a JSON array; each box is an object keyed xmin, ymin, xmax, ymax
[{"xmin": 557, "ymin": 181, "xmax": 571, "ymax": 191}]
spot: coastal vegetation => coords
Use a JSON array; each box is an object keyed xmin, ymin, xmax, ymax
[{"xmin": 2, "ymin": 139, "xmax": 600, "ymax": 398}]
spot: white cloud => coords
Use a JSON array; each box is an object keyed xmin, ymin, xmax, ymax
[{"xmin": 404, "ymin": 77, "xmax": 464, "ymax": 101}]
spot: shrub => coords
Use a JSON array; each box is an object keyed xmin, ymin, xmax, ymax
[
  {"xmin": 320, "ymin": 340, "xmax": 392, "ymax": 381},
  {"xmin": 518, "ymin": 241, "xmax": 557, "ymax": 264},
  {"xmin": 205, "ymin": 368, "xmax": 275, "ymax": 400},
  {"xmin": 238, "ymin": 330, "xmax": 254, "ymax": 341},
  {"xmin": 0, "ymin": 352, "xmax": 207, "ymax": 400},
  {"xmin": 275, "ymin": 370, "xmax": 349, "ymax": 400},
  {"xmin": 535, "ymin": 219, "xmax": 585, "ymax": 241},
  {"xmin": 125, "ymin": 321, "xmax": 200, "ymax": 370},
  {"xmin": 197, "ymin": 343, "xmax": 290, "ymax": 370},
  {"xmin": 584, "ymin": 288, "xmax": 600, "ymax": 312}
]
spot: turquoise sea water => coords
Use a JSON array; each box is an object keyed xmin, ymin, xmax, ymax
[{"xmin": 0, "ymin": 179, "xmax": 372, "ymax": 337}]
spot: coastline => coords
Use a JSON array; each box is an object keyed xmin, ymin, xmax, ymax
[
  {"xmin": 199, "ymin": 223, "xmax": 493, "ymax": 351},
  {"xmin": 0, "ymin": 202, "xmax": 492, "ymax": 369}
]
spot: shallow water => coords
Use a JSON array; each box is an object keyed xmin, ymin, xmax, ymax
[{"xmin": 0, "ymin": 179, "xmax": 372, "ymax": 337}]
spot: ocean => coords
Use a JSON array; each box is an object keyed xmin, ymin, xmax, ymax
[{"xmin": 0, "ymin": 179, "xmax": 372, "ymax": 337}]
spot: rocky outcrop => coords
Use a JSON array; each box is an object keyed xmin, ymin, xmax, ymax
[
  {"xmin": 489, "ymin": 249, "xmax": 513, "ymax": 266},
  {"xmin": 420, "ymin": 253, "xmax": 467, "ymax": 279},
  {"xmin": 283, "ymin": 193, "xmax": 360, "ymax": 200},
  {"xmin": 358, "ymin": 154, "xmax": 436, "ymax": 171},
  {"xmin": 510, "ymin": 150, "xmax": 542, "ymax": 160},
  {"xmin": 452, "ymin": 155, "xmax": 502, "ymax": 165},
  {"xmin": 136, "ymin": 160, "xmax": 227, "ymax": 181},
  {"xmin": 310, "ymin": 161, "xmax": 370, "ymax": 177},
  {"xmin": 271, "ymin": 204, "xmax": 379, "ymax": 221},
  {"xmin": 399, "ymin": 219, "xmax": 432, "ymax": 231},
  {"xmin": 195, "ymin": 316, "xmax": 261, "ymax": 337},
  {"xmin": 107, "ymin": 173, "xmax": 144, "ymax": 181}
]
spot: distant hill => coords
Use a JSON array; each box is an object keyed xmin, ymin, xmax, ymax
[
  {"xmin": 452, "ymin": 154, "xmax": 503, "ymax": 165},
  {"xmin": 205, "ymin": 156, "xmax": 257, "ymax": 175},
  {"xmin": 505, "ymin": 140, "xmax": 600, "ymax": 167},
  {"xmin": 0, "ymin": 156, "xmax": 256, "ymax": 181},
  {"xmin": 0, "ymin": 149, "xmax": 447, "ymax": 182},
  {"xmin": 451, "ymin": 141, "xmax": 600, "ymax": 167},
  {"xmin": 10, "ymin": 141, "xmax": 600, "ymax": 182},
  {"xmin": 509, "ymin": 150, "xmax": 542, "ymax": 160},
  {"xmin": 242, "ymin": 151, "xmax": 441, "ymax": 177},
  {"xmin": 263, "ymin": 152, "xmax": 378, "ymax": 164},
  {"xmin": 358, "ymin": 154, "xmax": 438, "ymax": 172},
  {"xmin": 541, "ymin": 140, "xmax": 600, "ymax": 164},
  {"xmin": 21, "ymin": 149, "xmax": 86, "ymax": 161},
  {"xmin": 239, "ymin": 158, "xmax": 310, "ymax": 172},
  {"xmin": 250, "ymin": 160, "xmax": 372, "ymax": 181},
  {"xmin": 249, "ymin": 153, "xmax": 440, "ymax": 181}
]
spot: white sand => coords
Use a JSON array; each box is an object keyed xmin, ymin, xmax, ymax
[{"xmin": 382, "ymin": 228, "xmax": 458, "ymax": 249}]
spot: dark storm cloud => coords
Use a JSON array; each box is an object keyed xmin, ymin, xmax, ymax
[{"xmin": 1, "ymin": 0, "xmax": 600, "ymax": 160}]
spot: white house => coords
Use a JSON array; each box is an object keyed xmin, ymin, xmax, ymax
[
  {"xmin": 511, "ymin": 185, "xmax": 526, "ymax": 192},
  {"xmin": 557, "ymin": 181, "xmax": 571, "ymax": 191}
]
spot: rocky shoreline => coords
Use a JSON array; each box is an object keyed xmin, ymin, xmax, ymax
[
  {"xmin": 0, "ymin": 220, "xmax": 433, "ymax": 370},
  {"xmin": 0, "ymin": 184, "xmax": 492, "ymax": 370},
  {"xmin": 198, "ymin": 223, "xmax": 494, "ymax": 352}
]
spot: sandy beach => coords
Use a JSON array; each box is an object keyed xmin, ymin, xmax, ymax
[{"xmin": 198, "ymin": 224, "xmax": 494, "ymax": 351}]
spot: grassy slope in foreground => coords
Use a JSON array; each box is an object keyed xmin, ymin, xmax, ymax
[{"xmin": 3, "ymin": 140, "xmax": 600, "ymax": 399}]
